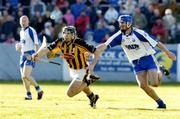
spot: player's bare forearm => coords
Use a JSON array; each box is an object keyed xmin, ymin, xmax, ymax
[
  {"xmin": 156, "ymin": 42, "xmax": 176, "ymax": 60},
  {"xmin": 156, "ymin": 42, "xmax": 169, "ymax": 54},
  {"xmin": 92, "ymin": 44, "xmax": 107, "ymax": 65},
  {"xmin": 32, "ymin": 47, "xmax": 50, "ymax": 61},
  {"xmin": 89, "ymin": 44, "xmax": 107, "ymax": 73},
  {"xmin": 97, "ymin": 43, "xmax": 107, "ymax": 53},
  {"xmin": 36, "ymin": 47, "xmax": 50, "ymax": 57}
]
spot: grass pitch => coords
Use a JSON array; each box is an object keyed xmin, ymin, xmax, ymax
[{"xmin": 0, "ymin": 81, "xmax": 180, "ymax": 119}]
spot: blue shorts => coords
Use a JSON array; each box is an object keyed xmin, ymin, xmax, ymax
[
  {"xmin": 20, "ymin": 50, "xmax": 35, "ymax": 68},
  {"xmin": 132, "ymin": 55, "xmax": 158, "ymax": 74}
]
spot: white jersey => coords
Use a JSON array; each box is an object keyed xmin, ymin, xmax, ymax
[
  {"xmin": 19, "ymin": 26, "xmax": 39, "ymax": 53},
  {"xmin": 105, "ymin": 27, "xmax": 158, "ymax": 62}
]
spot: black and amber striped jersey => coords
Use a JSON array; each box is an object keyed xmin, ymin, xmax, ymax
[{"xmin": 47, "ymin": 37, "xmax": 96, "ymax": 69}]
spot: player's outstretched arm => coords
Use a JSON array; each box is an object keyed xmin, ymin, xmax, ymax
[
  {"xmin": 156, "ymin": 42, "xmax": 176, "ymax": 60},
  {"xmin": 32, "ymin": 47, "xmax": 50, "ymax": 61},
  {"xmin": 88, "ymin": 43, "xmax": 107, "ymax": 73}
]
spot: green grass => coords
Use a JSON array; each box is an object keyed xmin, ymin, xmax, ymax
[{"xmin": 0, "ymin": 82, "xmax": 180, "ymax": 119}]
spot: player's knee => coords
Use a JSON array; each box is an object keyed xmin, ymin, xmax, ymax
[
  {"xmin": 22, "ymin": 76, "xmax": 27, "ymax": 80},
  {"xmin": 22, "ymin": 76, "xmax": 30, "ymax": 81},
  {"xmin": 138, "ymin": 83, "xmax": 148, "ymax": 90},
  {"xmin": 150, "ymin": 81, "xmax": 159, "ymax": 87},
  {"xmin": 66, "ymin": 90, "xmax": 75, "ymax": 97}
]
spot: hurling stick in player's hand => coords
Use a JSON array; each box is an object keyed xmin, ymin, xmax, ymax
[{"xmin": 37, "ymin": 36, "xmax": 47, "ymax": 53}]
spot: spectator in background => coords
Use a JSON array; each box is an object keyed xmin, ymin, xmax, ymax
[
  {"xmin": 118, "ymin": 1, "xmax": 129, "ymax": 15},
  {"xmin": 14, "ymin": 4, "xmax": 24, "ymax": 22},
  {"xmin": 75, "ymin": 10, "xmax": 90, "ymax": 38},
  {"xmin": 30, "ymin": 0, "xmax": 46, "ymax": 16},
  {"xmin": 63, "ymin": 9, "xmax": 75, "ymax": 26},
  {"xmin": 43, "ymin": 11, "xmax": 55, "ymax": 26},
  {"xmin": 162, "ymin": 9, "xmax": 176, "ymax": 31},
  {"xmin": 85, "ymin": 5, "xmax": 97, "ymax": 27},
  {"xmin": 70, "ymin": 0, "xmax": 86, "ymax": 19},
  {"xmin": 133, "ymin": 6, "xmax": 147, "ymax": 30},
  {"xmin": 30, "ymin": 11, "xmax": 44, "ymax": 34},
  {"xmin": 44, "ymin": 21, "xmax": 54, "ymax": 43},
  {"xmin": 1, "ymin": 10, "xmax": 16, "ymax": 43},
  {"xmin": 141, "ymin": 3, "xmax": 155, "ymax": 33},
  {"xmin": 91, "ymin": 9, "xmax": 104, "ymax": 30},
  {"xmin": 98, "ymin": 0, "xmax": 109, "ymax": 14},
  {"xmin": 4, "ymin": 2, "xmax": 14, "ymax": 15},
  {"xmin": 151, "ymin": 19, "xmax": 167, "ymax": 43},
  {"xmin": 123, "ymin": 0, "xmax": 137, "ymax": 15},
  {"xmin": 104, "ymin": 5, "xmax": 119, "ymax": 24},
  {"xmin": 93, "ymin": 21, "xmax": 110, "ymax": 43},
  {"xmin": 138, "ymin": 0, "xmax": 151, "ymax": 8},
  {"xmin": 18, "ymin": 0, "xmax": 30, "ymax": 16},
  {"xmin": 162, "ymin": 8, "xmax": 176, "ymax": 42},
  {"xmin": 56, "ymin": 0, "xmax": 69, "ymax": 13},
  {"xmin": 50, "ymin": 5, "xmax": 63, "ymax": 24},
  {"xmin": 149, "ymin": 8, "xmax": 161, "ymax": 30},
  {"xmin": 19, "ymin": 0, "xmax": 30, "ymax": 6},
  {"xmin": 54, "ymin": 18, "xmax": 66, "ymax": 39},
  {"xmin": 0, "ymin": 11, "xmax": 2, "ymax": 23},
  {"xmin": 175, "ymin": 22, "xmax": 180, "ymax": 43},
  {"xmin": 84, "ymin": 23, "xmax": 97, "ymax": 45}
]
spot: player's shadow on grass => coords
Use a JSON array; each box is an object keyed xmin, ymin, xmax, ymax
[{"xmin": 107, "ymin": 107, "xmax": 180, "ymax": 112}]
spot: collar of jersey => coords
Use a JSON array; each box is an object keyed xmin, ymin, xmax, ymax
[
  {"xmin": 64, "ymin": 39, "xmax": 73, "ymax": 46},
  {"xmin": 23, "ymin": 26, "xmax": 29, "ymax": 31},
  {"xmin": 122, "ymin": 27, "xmax": 133, "ymax": 36}
]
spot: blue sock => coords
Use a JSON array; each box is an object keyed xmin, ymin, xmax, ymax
[
  {"xmin": 35, "ymin": 86, "xmax": 41, "ymax": 91},
  {"xmin": 156, "ymin": 99, "xmax": 165, "ymax": 106},
  {"xmin": 27, "ymin": 91, "xmax": 32, "ymax": 97}
]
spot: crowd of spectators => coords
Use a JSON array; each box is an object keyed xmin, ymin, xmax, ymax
[{"xmin": 0, "ymin": 0, "xmax": 180, "ymax": 45}]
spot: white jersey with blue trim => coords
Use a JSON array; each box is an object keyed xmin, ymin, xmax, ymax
[
  {"xmin": 20, "ymin": 26, "xmax": 39, "ymax": 53},
  {"xmin": 105, "ymin": 27, "xmax": 158, "ymax": 62}
]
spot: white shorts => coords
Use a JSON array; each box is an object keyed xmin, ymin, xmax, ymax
[{"xmin": 69, "ymin": 68, "xmax": 86, "ymax": 80}]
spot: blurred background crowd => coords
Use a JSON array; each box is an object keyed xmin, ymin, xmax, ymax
[{"xmin": 0, "ymin": 0, "xmax": 180, "ymax": 45}]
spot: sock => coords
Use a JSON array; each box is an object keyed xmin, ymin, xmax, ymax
[
  {"xmin": 87, "ymin": 92, "xmax": 94, "ymax": 100},
  {"xmin": 27, "ymin": 91, "xmax": 32, "ymax": 98},
  {"xmin": 83, "ymin": 74, "xmax": 90, "ymax": 86},
  {"xmin": 156, "ymin": 98, "xmax": 165, "ymax": 106},
  {"xmin": 35, "ymin": 86, "xmax": 41, "ymax": 92}
]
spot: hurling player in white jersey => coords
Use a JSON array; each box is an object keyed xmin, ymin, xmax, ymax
[
  {"xmin": 90, "ymin": 15, "xmax": 176, "ymax": 108},
  {"xmin": 15, "ymin": 15, "xmax": 43, "ymax": 100}
]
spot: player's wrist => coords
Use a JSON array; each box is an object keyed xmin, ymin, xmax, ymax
[{"xmin": 32, "ymin": 53, "xmax": 39, "ymax": 61}]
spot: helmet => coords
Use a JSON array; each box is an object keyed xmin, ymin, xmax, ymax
[
  {"xmin": 62, "ymin": 26, "xmax": 76, "ymax": 34},
  {"xmin": 118, "ymin": 15, "xmax": 132, "ymax": 27}
]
